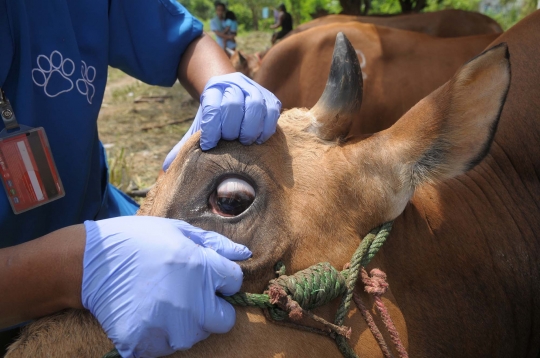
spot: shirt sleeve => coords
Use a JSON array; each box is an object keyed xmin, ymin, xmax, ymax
[
  {"xmin": 0, "ymin": 0, "xmax": 13, "ymax": 87},
  {"xmin": 210, "ymin": 18, "xmax": 220, "ymax": 32},
  {"xmin": 108, "ymin": 0, "xmax": 203, "ymax": 87}
]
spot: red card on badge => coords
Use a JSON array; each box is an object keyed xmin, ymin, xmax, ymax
[{"xmin": 0, "ymin": 127, "xmax": 65, "ymax": 214}]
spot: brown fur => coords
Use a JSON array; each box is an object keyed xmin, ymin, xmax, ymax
[
  {"xmin": 7, "ymin": 11, "xmax": 540, "ymax": 358},
  {"xmin": 287, "ymin": 10, "xmax": 503, "ymax": 38},
  {"xmin": 230, "ymin": 50, "xmax": 266, "ymax": 79},
  {"xmin": 255, "ymin": 21, "xmax": 500, "ymax": 136},
  {"xmin": 236, "ymin": 10, "xmax": 502, "ymax": 80}
]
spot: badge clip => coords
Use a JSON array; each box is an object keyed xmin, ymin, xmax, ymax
[{"xmin": 0, "ymin": 88, "xmax": 19, "ymax": 131}]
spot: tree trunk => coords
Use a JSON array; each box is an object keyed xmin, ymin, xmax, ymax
[
  {"xmin": 339, "ymin": 0, "xmax": 363, "ymax": 15},
  {"xmin": 413, "ymin": 0, "xmax": 427, "ymax": 12},
  {"xmin": 362, "ymin": 0, "xmax": 371, "ymax": 15},
  {"xmin": 250, "ymin": 6, "xmax": 259, "ymax": 30},
  {"xmin": 398, "ymin": 0, "xmax": 413, "ymax": 13},
  {"xmin": 340, "ymin": 0, "xmax": 372, "ymax": 15},
  {"xmin": 289, "ymin": 0, "xmax": 302, "ymax": 27},
  {"xmin": 398, "ymin": 0, "xmax": 427, "ymax": 13}
]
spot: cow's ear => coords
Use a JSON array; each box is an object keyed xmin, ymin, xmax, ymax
[
  {"xmin": 384, "ymin": 43, "xmax": 510, "ymax": 188},
  {"xmin": 308, "ymin": 32, "xmax": 363, "ymax": 141},
  {"xmin": 237, "ymin": 51, "xmax": 248, "ymax": 66}
]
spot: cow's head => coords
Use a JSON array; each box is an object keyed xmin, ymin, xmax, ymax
[
  {"xmin": 230, "ymin": 50, "xmax": 263, "ymax": 79},
  {"xmin": 141, "ymin": 33, "xmax": 510, "ymax": 292}
]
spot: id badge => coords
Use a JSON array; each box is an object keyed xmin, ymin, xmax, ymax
[{"xmin": 0, "ymin": 127, "xmax": 65, "ymax": 214}]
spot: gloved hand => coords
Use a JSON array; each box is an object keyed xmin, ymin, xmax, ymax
[
  {"xmin": 163, "ymin": 72, "xmax": 281, "ymax": 171},
  {"xmin": 82, "ymin": 216, "xmax": 251, "ymax": 358}
]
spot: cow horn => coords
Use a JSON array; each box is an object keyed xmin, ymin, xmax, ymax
[{"xmin": 309, "ymin": 32, "xmax": 363, "ymax": 141}]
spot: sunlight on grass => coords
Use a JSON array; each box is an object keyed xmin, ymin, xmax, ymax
[
  {"xmin": 99, "ymin": 31, "xmax": 277, "ymax": 203},
  {"xmin": 107, "ymin": 147, "xmax": 133, "ymax": 192}
]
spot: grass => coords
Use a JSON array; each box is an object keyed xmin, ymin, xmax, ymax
[
  {"xmin": 98, "ymin": 31, "xmax": 270, "ymax": 202},
  {"xmin": 99, "ymin": 69, "xmax": 198, "ymax": 193}
]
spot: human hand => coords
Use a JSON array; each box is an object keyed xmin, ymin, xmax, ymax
[
  {"xmin": 82, "ymin": 216, "xmax": 251, "ymax": 358},
  {"xmin": 163, "ymin": 72, "xmax": 281, "ymax": 171}
]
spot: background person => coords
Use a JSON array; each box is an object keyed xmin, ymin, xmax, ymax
[
  {"xmin": 210, "ymin": 1, "xmax": 235, "ymax": 50},
  {"xmin": 0, "ymin": 0, "xmax": 281, "ymax": 356},
  {"xmin": 270, "ymin": 3, "xmax": 293, "ymax": 44},
  {"xmin": 224, "ymin": 10, "xmax": 238, "ymax": 51}
]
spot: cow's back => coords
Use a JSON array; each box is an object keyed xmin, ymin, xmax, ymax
[
  {"xmin": 255, "ymin": 22, "xmax": 498, "ymax": 135},
  {"xmin": 287, "ymin": 10, "xmax": 502, "ymax": 38}
]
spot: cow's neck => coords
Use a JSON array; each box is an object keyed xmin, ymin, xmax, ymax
[{"xmin": 378, "ymin": 166, "xmax": 540, "ymax": 356}]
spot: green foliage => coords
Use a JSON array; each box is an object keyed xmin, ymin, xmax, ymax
[
  {"xmin": 228, "ymin": 3, "xmax": 256, "ymax": 31},
  {"xmin": 225, "ymin": 0, "xmax": 274, "ymax": 30},
  {"xmin": 179, "ymin": 0, "xmax": 215, "ymax": 20},
  {"xmin": 369, "ymin": 0, "xmax": 402, "ymax": 14},
  {"xmin": 425, "ymin": 0, "xmax": 537, "ymax": 30},
  {"xmin": 485, "ymin": 7, "xmax": 521, "ymax": 29},
  {"xmin": 502, "ymin": 0, "xmax": 538, "ymax": 29},
  {"xmin": 182, "ymin": 0, "xmax": 537, "ymax": 32},
  {"xmin": 284, "ymin": 0, "xmax": 343, "ymax": 24},
  {"xmin": 425, "ymin": 0, "xmax": 481, "ymax": 12}
]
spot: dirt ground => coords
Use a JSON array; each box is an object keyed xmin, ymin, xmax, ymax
[{"xmin": 97, "ymin": 32, "xmax": 271, "ymax": 200}]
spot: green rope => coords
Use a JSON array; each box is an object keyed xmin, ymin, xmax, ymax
[
  {"xmin": 102, "ymin": 222, "xmax": 393, "ymax": 358},
  {"xmin": 334, "ymin": 222, "xmax": 394, "ymax": 358}
]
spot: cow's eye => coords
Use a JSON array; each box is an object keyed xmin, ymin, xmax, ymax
[{"xmin": 210, "ymin": 178, "xmax": 255, "ymax": 217}]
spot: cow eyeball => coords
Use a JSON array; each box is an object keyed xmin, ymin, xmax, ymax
[{"xmin": 210, "ymin": 177, "xmax": 255, "ymax": 217}]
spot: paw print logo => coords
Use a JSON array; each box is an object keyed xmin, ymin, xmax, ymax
[
  {"xmin": 32, "ymin": 51, "xmax": 75, "ymax": 97},
  {"xmin": 76, "ymin": 61, "xmax": 96, "ymax": 104}
]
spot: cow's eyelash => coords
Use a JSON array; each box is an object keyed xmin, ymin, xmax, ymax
[{"xmin": 205, "ymin": 157, "xmax": 262, "ymax": 180}]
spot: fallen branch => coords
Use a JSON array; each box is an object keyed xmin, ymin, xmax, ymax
[
  {"xmin": 134, "ymin": 95, "xmax": 172, "ymax": 103},
  {"xmin": 141, "ymin": 117, "xmax": 194, "ymax": 131}
]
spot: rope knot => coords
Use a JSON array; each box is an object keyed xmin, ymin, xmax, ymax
[
  {"xmin": 268, "ymin": 285, "xmax": 303, "ymax": 320},
  {"xmin": 267, "ymin": 262, "xmax": 347, "ymax": 311},
  {"xmin": 361, "ymin": 268, "xmax": 388, "ymax": 296}
]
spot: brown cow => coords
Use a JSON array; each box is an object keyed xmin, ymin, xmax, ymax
[
  {"xmin": 7, "ymin": 11, "xmax": 540, "ymax": 358},
  {"xmin": 255, "ymin": 21, "xmax": 499, "ymax": 135},
  {"xmin": 230, "ymin": 49, "xmax": 267, "ymax": 79},
  {"xmin": 232, "ymin": 10, "xmax": 502, "ymax": 77},
  {"xmin": 287, "ymin": 10, "xmax": 503, "ymax": 38}
]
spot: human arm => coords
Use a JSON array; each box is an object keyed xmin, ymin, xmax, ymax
[
  {"xmin": 0, "ymin": 225, "xmax": 85, "ymax": 328},
  {"xmin": 0, "ymin": 216, "xmax": 251, "ymax": 357},
  {"xmin": 176, "ymin": 33, "xmax": 234, "ymax": 98},
  {"xmin": 270, "ymin": 13, "xmax": 284, "ymax": 29},
  {"xmin": 222, "ymin": 25, "xmax": 236, "ymax": 41},
  {"xmin": 210, "ymin": 17, "xmax": 230, "ymax": 44},
  {"xmin": 213, "ymin": 29, "xmax": 232, "ymax": 40},
  {"xmin": 163, "ymin": 32, "xmax": 282, "ymax": 169}
]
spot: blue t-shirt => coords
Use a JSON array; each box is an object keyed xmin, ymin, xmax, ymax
[
  {"xmin": 0, "ymin": 0, "xmax": 203, "ymax": 248},
  {"xmin": 224, "ymin": 19, "xmax": 237, "ymax": 50},
  {"xmin": 210, "ymin": 16, "xmax": 225, "ymax": 48},
  {"xmin": 224, "ymin": 19, "xmax": 238, "ymax": 33}
]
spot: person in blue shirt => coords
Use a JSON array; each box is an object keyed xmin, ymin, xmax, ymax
[
  {"xmin": 0, "ymin": 0, "xmax": 281, "ymax": 357},
  {"xmin": 210, "ymin": 1, "xmax": 235, "ymax": 50},
  {"xmin": 223, "ymin": 11, "xmax": 239, "ymax": 51}
]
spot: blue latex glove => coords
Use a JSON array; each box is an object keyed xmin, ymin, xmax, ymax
[
  {"xmin": 82, "ymin": 216, "xmax": 251, "ymax": 358},
  {"xmin": 163, "ymin": 72, "xmax": 281, "ymax": 171}
]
